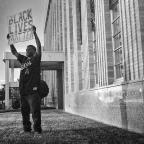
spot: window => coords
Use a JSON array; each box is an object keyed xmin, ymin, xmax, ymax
[
  {"xmin": 113, "ymin": 32, "xmax": 121, "ymax": 49},
  {"xmin": 112, "ymin": 2, "xmax": 119, "ymax": 19},
  {"xmin": 111, "ymin": 0, "xmax": 123, "ymax": 79},
  {"xmin": 78, "ymin": 0, "xmax": 82, "ymax": 44},
  {"xmin": 90, "ymin": 0, "xmax": 95, "ymax": 31},
  {"xmin": 113, "ymin": 18, "xmax": 120, "ymax": 36}
]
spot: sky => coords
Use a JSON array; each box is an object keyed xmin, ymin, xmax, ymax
[{"xmin": 0, "ymin": 0, "xmax": 46, "ymax": 86}]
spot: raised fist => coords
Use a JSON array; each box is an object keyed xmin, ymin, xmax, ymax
[{"xmin": 7, "ymin": 34, "xmax": 10, "ymax": 40}]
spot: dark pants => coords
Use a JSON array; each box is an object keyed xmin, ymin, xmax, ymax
[{"xmin": 21, "ymin": 93, "xmax": 42, "ymax": 132}]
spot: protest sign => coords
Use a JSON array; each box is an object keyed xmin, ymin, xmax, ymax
[{"xmin": 8, "ymin": 8, "xmax": 34, "ymax": 44}]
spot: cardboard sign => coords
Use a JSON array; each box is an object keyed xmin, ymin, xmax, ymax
[{"xmin": 8, "ymin": 8, "xmax": 34, "ymax": 44}]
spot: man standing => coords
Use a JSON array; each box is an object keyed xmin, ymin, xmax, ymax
[{"xmin": 7, "ymin": 26, "xmax": 42, "ymax": 134}]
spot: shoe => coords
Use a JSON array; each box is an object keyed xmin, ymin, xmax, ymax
[
  {"xmin": 20, "ymin": 130, "xmax": 31, "ymax": 135},
  {"xmin": 34, "ymin": 131, "xmax": 42, "ymax": 138}
]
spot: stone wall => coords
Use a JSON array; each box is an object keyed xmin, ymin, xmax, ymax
[{"xmin": 65, "ymin": 80, "xmax": 144, "ymax": 133}]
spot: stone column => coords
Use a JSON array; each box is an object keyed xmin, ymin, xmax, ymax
[
  {"xmin": 72, "ymin": 0, "xmax": 79, "ymax": 92},
  {"xmin": 66, "ymin": 0, "xmax": 72, "ymax": 93},
  {"xmin": 5, "ymin": 60, "xmax": 9, "ymax": 109},
  {"xmin": 11, "ymin": 67, "xmax": 14, "ymax": 82}
]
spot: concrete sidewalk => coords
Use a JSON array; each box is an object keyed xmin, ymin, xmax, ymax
[{"xmin": 0, "ymin": 110, "xmax": 144, "ymax": 144}]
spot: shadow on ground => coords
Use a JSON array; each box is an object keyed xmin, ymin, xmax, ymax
[{"xmin": 0, "ymin": 110, "xmax": 144, "ymax": 144}]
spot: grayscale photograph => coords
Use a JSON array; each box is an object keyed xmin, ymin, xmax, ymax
[{"xmin": 0, "ymin": 0, "xmax": 144, "ymax": 143}]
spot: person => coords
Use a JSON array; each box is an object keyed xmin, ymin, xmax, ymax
[{"xmin": 7, "ymin": 25, "xmax": 42, "ymax": 134}]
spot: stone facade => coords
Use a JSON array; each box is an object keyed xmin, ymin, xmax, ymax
[{"xmin": 44, "ymin": 0, "xmax": 144, "ymax": 133}]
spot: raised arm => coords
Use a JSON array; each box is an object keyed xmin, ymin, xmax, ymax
[
  {"xmin": 32, "ymin": 26, "xmax": 41, "ymax": 58},
  {"xmin": 10, "ymin": 44, "xmax": 19, "ymax": 58},
  {"xmin": 7, "ymin": 34, "xmax": 19, "ymax": 58}
]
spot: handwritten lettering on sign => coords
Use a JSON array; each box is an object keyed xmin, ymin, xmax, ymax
[{"xmin": 8, "ymin": 8, "xmax": 34, "ymax": 44}]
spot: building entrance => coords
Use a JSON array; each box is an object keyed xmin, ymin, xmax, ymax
[{"xmin": 41, "ymin": 68, "xmax": 64, "ymax": 109}]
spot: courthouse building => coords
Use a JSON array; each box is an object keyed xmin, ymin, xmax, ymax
[
  {"xmin": 43, "ymin": 0, "xmax": 144, "ymax": 133},
  {"xmin": 3, "ymin": 0, "xmax": 144, "ymax": 134}
]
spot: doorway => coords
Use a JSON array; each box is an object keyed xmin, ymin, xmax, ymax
[{"xmin": 41, "ymin": 66, "xmax": 64, "ymax": 110}]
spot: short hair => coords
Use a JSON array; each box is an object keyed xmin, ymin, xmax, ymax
[{"xmin": 27, "ymin": 45, "xmax": 36, "ymax": 51}]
